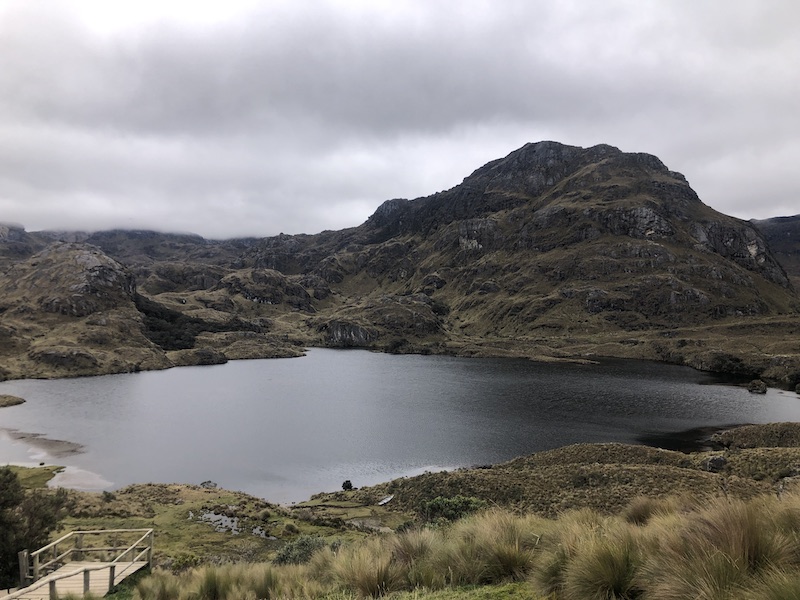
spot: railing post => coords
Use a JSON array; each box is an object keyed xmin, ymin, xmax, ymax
[
  {"xmin": 33, "ymin": 553, "xmax": 40, "ymax": 582},
  {"xmin": 18, "ymin": 549, "xmax": 28, "ymax": 586},
  {"xmin": 84, "ymin": 569, "xmax": 91, "ymax": 594},
  {"xmin": 108, "ymin": 564, "xmax": 116, "ymax": 592},
  {"xmin": 147, "ymin": 530, "xmax": 154, "ymax": 566},
  {"xmin": 48, "ymin": 579, "xmax": 57, "ymax": 600},
  {"xmin": 74, "ymin": 533, "xmax": 84, "ymax": 561}
]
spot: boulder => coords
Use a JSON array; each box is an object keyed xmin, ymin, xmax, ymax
[
  {"xmin": 748, "ymin": 379, "xmax": 768, "ymax": 394},
  {"xmin": 704, "ymin": 455, "xmax": 728, "ymax": 473}
]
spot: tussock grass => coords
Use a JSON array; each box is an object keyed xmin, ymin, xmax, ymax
[
  {"xmin": 562, "ymin": 525, "xmax": 642, "ymax": 600},
  {"xmin": 130, "ymin": 491, "xmax": 800, "ymax": 600},
  {"xmin": 747, "ymin": 569, "xmax": 800, "ymax": 600},
  {"xmin": 333, "ymin": 538, "xmax": 405, "ymax": 597}
]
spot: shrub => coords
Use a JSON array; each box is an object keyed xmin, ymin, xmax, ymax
[
  {"xmin": 0, "ymin": 468, "xmax": 68, "ymax": 588},
  {"xmin": 419, "ymin": 495, "xmax": 487, "ymax": 522},
  {"xmin": 283, "ymin": 522, "xmax": 299, "ymax": 535},
  {"xmin": 273, "ymin": 535, "xmax": 327, "ymax": 565}
]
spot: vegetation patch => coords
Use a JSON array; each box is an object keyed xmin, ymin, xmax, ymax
[
  {"xmin": 712, "ymin": 422, "xmax": 800, "ymax": 449},
  {"xmin": 0, "ymin": 394, "xmax": 24, "ymax": 408},
  {"xmin": 134, "ymin": 294, "xmax": 259, "ymax": 351},
  {"xmin": 6, "ymin": 464, "xmax": 63, "ymax": 488}
]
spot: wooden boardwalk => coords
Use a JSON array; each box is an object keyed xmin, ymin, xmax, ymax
[
  {"xmin": 5, "ymin": 561, "xmax": 149, "ymax": 600},
  {"xmin": 1, "ymin": 529, "xmax": 153, "ymax": 600}
]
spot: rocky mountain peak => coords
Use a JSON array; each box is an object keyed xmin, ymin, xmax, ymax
[{"xmin": 0, "ymin": 242, "xmax": 136, "ymax": 317}]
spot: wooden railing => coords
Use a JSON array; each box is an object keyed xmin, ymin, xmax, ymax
[{"xmin": 4, "ymin": 529, "xmax": 153, "ymax": 600}]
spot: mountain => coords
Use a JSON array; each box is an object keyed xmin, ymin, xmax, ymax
[
  {"xmin": 1, "ymin": 142, "xmax": 798, "ymax": 385},
  {"xmin": 752, "ymin": 215, "xmax": 800, "ymax": 289}
]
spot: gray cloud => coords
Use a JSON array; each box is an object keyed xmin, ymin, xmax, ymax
[{"xmin": 0, "ymin": 0, "xmax": 797, "ymax": 238}]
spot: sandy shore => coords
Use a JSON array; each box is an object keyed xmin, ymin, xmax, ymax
[{"xmin": 0, "ymin": 427, "xmax": 85, "ymax": 458}]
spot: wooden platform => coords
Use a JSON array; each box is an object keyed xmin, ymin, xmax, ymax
[{"xmin": 5, "ymin": 561, "xmax": 148, "ymax": 600}]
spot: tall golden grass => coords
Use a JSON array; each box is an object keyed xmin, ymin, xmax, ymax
[{"xmin": 132, "ymin": 491, "xmax": 800, "ymax": 599}]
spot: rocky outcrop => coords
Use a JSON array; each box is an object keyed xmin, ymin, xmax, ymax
[
  {"xmin": 752, "ymin": 216, "xmax": 800, "ymax": 287},
  {"xmin": 215, "ymin": 269, "xmax": 314, "ymax": 311},
  {"xmin": 0, "ymin": 223, "xmax": 46, "ymax": 267},
  {"xmin": 168, "ymin": 348, "xmax": 229, "ymax": 367},
  {"xmin": 318, "ymin": 320, "xmax": 377, "ymax": 347},
  {"xmin": 0, "ymin": 243, "xmax": 136, "ymax": 317}
]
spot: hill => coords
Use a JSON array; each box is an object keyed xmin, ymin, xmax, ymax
[
  {"xmin": 1, "ymin": 141, "xmax": 799, "ymax": 383},
  {"xmin": 752, "ymin": 215, "xmax": 800, "ymax": 289}
]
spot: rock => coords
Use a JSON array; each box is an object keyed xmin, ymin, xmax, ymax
[
  {"xmin": 704, "ymin": 455, "xmax": 728, "ymax": 473},
  {"xmin": 319, "ymin": 320, "xmax": 377, "ymax": 347},
  {"xmin": 0, "ymin": 243, "xmax": 137, "ymax": 317},
  {"xmin": 216, "ymin": 269, "xmax": 313, "ymax": 311},
  {"xmin": 748, "ymin": 379, "xmax": 768, "ymax": 394},
  {"xmin": 168, "ymin": 348, "xmax": 228, "ymax": 367},
  {"xmin": 29, "ymin": 348, "xmax": 99, "ymax": 370},
  {"xmin": 199, "ymin": 480, "xmax": 218, "ymax": 489},
  {"xmin": 421, "ymin": 272, "xmax": 447, "ymax": 291}
]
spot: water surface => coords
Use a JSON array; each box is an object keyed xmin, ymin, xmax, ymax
[{"xmin": 1, "ymin": 349, "xmax": 798, "ymax": 502}]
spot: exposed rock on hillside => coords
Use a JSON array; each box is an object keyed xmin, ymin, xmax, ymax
[
  {"xmin": 753, "ymin": 215, "xmax": 800, "ymax": 288},
  {"xmin": 0, "ymin": 223, "xmax": 46, "ymax": 268},
  {"xmin": 0, "ymin": 243, "xmax": 136, "ymax": 317},
  {"xmin": 0, "ymin": 243, "xmax": 171, "ymax": 378},
  {"xmin": 1, "ymin": 141, "xmax": 798, "ymax": 383},
  {"xmin": 215, "ymin": 269, "xmax": 314, "ymax": 311}
]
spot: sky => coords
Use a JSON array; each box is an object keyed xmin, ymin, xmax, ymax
[{"xmin": 0, "ymin": 1, "xmax": 798, "ymax": 240}]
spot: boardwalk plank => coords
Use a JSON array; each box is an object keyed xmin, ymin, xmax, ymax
[{"xmin": 4, "ymin": 561, "xmax": 148, "ymax": 600}]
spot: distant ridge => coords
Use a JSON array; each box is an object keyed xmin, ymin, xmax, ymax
[{"xmin": 0, "ymin": 141, "xmax": 798, "ymax": 385}]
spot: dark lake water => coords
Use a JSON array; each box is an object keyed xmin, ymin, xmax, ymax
[{"xmin": 1, "ymin": 349, "xmax": 799, "ymax": 503}]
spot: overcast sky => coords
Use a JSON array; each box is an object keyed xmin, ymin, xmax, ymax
[{"xmin": 0, "ymin": 1, "xmax": 797, "ymax": 239}]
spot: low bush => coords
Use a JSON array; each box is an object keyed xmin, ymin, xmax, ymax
[
  {"xmin": 419, "ymin": 495, "xmax": 487, "ymax": 523},
  {"xmin": 273, "ymin": 535, "xmax": 327, "ymax": 565}
]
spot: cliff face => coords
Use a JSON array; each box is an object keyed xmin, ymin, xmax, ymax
[
  {"xmin": 753, "ymin": 216, "xmax": 800, "ymax": 289},
  {"xmin": 1, "ymin": 141, "xmax": 798, "ymax": 383},
  {"xmin": 0, "ymin": 243, "xmax": 170, "ymax": 378}
]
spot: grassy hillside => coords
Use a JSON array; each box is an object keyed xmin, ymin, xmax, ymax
[{"xmin": 7, "ymin": 422, "xmax": 794, "ymax": 598}]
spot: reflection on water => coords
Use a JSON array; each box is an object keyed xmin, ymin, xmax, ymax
[{"xmin": 0, "ymin": 349, "xmax": 798, "ymax": 503}]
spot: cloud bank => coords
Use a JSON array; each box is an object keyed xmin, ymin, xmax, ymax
[{"xmin": 0, "ymin": 0, "xmax": 797, "ymax": 238}]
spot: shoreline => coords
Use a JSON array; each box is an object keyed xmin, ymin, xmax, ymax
[
  {"xmin": 0, "ymin": 427, "xmax": 85, "ymax": 459},
  {"xmin": 636, "ymin": 424, "xmax": 741, "ymax": 453}
]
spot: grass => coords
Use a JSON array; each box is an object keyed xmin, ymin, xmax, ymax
[
  {"xmin": 50, "ymin": 429, "xmax": 800, "ymax": 599},
  {"xmin": 124, "ymin": 491, "xmax": 800, "ymax": 599},
  {"xmin": 6, "ymin": 464, "xmax": 63, "ymax": 487},
  {"xmin": 59, "ymin": 483, "xmax": 374, "ymax": 570}
]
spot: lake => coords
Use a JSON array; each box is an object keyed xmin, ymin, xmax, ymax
[{"xmin": 1, "ymin": 349, "xmax": 799, "ymax": 503}]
